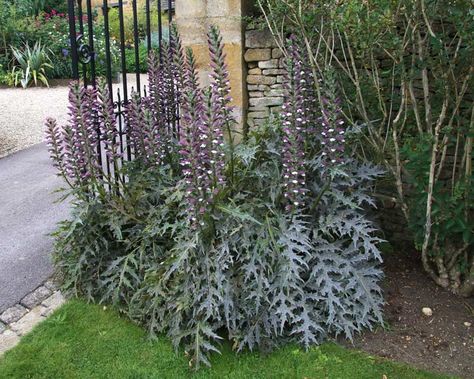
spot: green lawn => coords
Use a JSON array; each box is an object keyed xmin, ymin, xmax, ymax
[{"xmin": 0, "ymin": 300, "xmax": 450, "ymax": 379}]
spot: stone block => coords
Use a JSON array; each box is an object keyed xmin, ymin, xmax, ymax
[
  {"xmin": 258, "ymin": 85, "xmax": 270, "ymax": 91},
  {"xmin": 245, "ymin": 28, "xmax": 276, "ymax": 48},
  {"xmin": 258, "ymin": 59, "xmax": 279, "ymax": 69},
  {"xmin": 253, "ymin": 118, "xmax": 267, "ymax": 126},
  {"xmin": 247, "ymin": 75, "xmax": 276, "ymax": 85},
  {"xmin": 249, "ymin": 97, "xmax": 284, "ymax": 108},
  {"xmin": 0, "ymin": 330, "xmax": 20, "ymax": 356},
  {"xmin": 277, "ymin": 75, "xmax": 286, "ymax": 83},
  {"xmin": 244, "ymin": 48, "xmax": 271, "ymax": 62},
  {"xmin": 248, "ymin": 109, "xmax": 270, "ymax": 119},
  {"xmin": 21, "ymin": 286, "xmax": 52, "ymax": 309},
  {"xmin": 248, "ymin": 106, "xmax": 269, "ymax": 112},
  {"xmin": 248, "ymin": 62, "xmax": 258, "ymax": 69},
  {"xmin": 42, "ymin": 291, "xmax": 66, "ymax": 312},
  {"xmin": 272, "ymin": 48, "xmax": 283, "ymax": 59},
  {"xmin": 0, "ymin": 305, "xmax": 28, "ymax": 325},
  {"xmin": 10, "ymin": 306, "xmax": 46, "ymax": 336},
  {"xmin": 262, "ymin": 69, "xmax": 286, "ymax": 76},
  {"xmin": 271, "ymin": 106, "xmax": 283, "ymax": 113},
  {"xmin": 247, "ymin": 84, "xmax": 259, "ymax": 91},
  {"xmin": 43, "ymin": 279, "xmax": 58, "ymax": 292},
  {"xmin": 271, "ymin": 84, "xmax": 284, "ymax": 89},
  {"xmin": 264, "ymin": 89, "xmax": 285, "ymax": 97},
  {"xmin": 248, "ymin": 68, "xmax": 262, "ymax": 75},
  {"xmin": 249, "ymin": 91, "xmax": 264, "ymax": 98}
]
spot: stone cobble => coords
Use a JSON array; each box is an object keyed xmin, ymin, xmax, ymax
[
  {"xmin": 0, "ymin": 304, "xmax": 28, "ymax": 324},
  {"xmin": 20, "ymin": 285, "xmax": 52, "ymax": 309},
  {"xmin": 0, "ymin": 278, "xmax": 64, "ymax": 356}
]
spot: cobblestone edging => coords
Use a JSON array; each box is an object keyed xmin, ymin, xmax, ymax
[{"xmin": 0, "ymin": 279, "xmax": 65, "ymax": 356}]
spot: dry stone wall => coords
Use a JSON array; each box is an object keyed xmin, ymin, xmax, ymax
[{"xmin": 244, "ymin": 27, "xmax": 286, "ymax": 130}]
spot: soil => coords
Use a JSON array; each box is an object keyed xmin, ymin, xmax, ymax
[{"xmin": 344, "ymin": 250, "xmax": 474, "ymax": 378}]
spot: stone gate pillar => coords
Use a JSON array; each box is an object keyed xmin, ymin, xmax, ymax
[{"xmin": 176, "ymin": 0, "xmax": 253, "ymax": 129}]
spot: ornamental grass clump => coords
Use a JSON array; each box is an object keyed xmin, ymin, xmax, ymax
[{"xmin": 47, "ymin": 26, "xmax": 384, "ymax": 370}]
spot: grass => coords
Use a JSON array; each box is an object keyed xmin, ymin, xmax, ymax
[{"xmin": 0, "ymin": 300, "xmax": 450, "ymax": 379}]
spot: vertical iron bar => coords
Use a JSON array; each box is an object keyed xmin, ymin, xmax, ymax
[
  {"xmin": 117, "ymin": 88, "xmax": 125, "ymax": 158},
  {"xmin": 132, "ymin": 0, "xmax": 141, "ymax": 96},
  {"xmin": 102, "ymin": 0, "xmax": 113, "ymax": 101},
  {"xmin": 157, "ymin": 0, "xmax": 162, "ymax": 59},
  {"xmin": 77, "ymin": 0, "xmax": 87, "ymax": 85},
  {"xmin": 168, "ymin": 0, "xmax": 172, "ymax": 27},
  {"xmin": 85, "ymin": 0, "xmax": 102, "ymax": 172},
  {"xmin": 145, "ymin": 0, "xmax": 151, "ymax": 52},
  {"xmin": 67, "ymin": 0, "xmax": 79, "ymax": 79},
  {"xmin": 85, "ymin": 0, "xmax": 96, "ymax": 87},
  {"xmin": 118, "ymin": 0, "xmax": 130, "ymax": 163},
  {"xmin": 118, "ymin": 0, "xmax": 128, "ymax": 102}
]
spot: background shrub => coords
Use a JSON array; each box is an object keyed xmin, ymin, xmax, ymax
[{"xmin": 256, "ymin": 0, "xmax": 474, "ymax": 296}]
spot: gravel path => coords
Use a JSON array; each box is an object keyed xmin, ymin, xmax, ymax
[
  {"xmin": 0, "ymin": 74, "xmax": 147, "ymax": 158},
  {"xmin": 0, "ymin": 86, "xmax": 69, "ymax": 158}
]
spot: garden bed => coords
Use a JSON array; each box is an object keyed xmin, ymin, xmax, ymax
[{"xmin": 346, "ymin": 250, "xmax": 474, "ymax": 378}]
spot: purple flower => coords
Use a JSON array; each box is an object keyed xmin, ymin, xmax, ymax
[
  {"xmin": 44, "ymin": 117, "xmax": 65, "ymax": 175},
  {"xmin": 206, "ymin": 25, "xmax": 232, "ymax": 188},
  {"xmin": 126, "ymin": 27, "xmax": 185, "ymax": 167},
  {"xmin": 96, "ymin": 79, "xmax": 121, "ymax": 163},
  {"xmin": 318, "ymin": 73, "xmax": 346, "ymax": 167},
  {"xmin": 126, "ymin": 92, "xmax": 164, "ymax": 166},
  {"xmin": 179, "ymin": 48, "xmax": 211, "ymax": 225},
  {"xmin": 62, "ymin": 48, "xmax": 69, "ymax": 57},
  {"xmin": 177, "ymin": 26, "xmax": 232, "ymax": 226},
  {"xmin": 45, "ymin": 81, "xmax": 100, "ymax": 187},
  {"xmin": 281, "ymin": 36, "xmax": 309, "ymax": 211}
]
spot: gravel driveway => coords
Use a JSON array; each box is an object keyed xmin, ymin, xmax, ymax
[
  {"xmin": 0, "ymin": 74, "xmax": 147, "ymax": 158},
  {"xmin": 0, "ymin": 86, "xmax": 69, "ymax": 158}
]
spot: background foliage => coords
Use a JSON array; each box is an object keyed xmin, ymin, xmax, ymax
[
  {"xmin": 257, "ymin": 0, "xmax": 474, "ymax": 296},
  {"xmin": 0, "ymin": 0, "xmax": 165, "ymax": 85}
]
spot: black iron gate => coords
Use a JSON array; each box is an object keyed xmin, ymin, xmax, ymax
[{"xmin": 66, "ymin": 0, "xmax": 174, "ymax": 169}]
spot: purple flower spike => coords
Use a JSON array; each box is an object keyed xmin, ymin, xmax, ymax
[
  {"xmin": 44, "ymin": 117, "xmax": 65, "ymax": 176},
  {"xmin": 96, "ymin": 79, "xmax": 121, "ymax": 163},
  {"xmin": 146, "ymin": 26, "xmax": 185, "ymax": 158},
  {"xmin": 206, "ymin": 25, "xmax": 233, "ymax": 188},
  {"xmin": 64, "ymin": 81, "xmax": 99, "ymax": 184},
  {"xmin": 281, "ymin": 36, "xmax": 309, "ymax": 211},
  {"xmin": 179, "ymin": 47, "xmax": 211, "ymax": 226},
  {"xmin": 319, "ymin": 71, "xmax": 346, "ymax": 168},
  {"xmin": 126, "ymin": 92, "xmax": 164, "ymax": 166}
]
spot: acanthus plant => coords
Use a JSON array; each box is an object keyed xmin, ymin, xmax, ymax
[{"xmin": 46, "ymin": 25, "xmax": 385, "ymax": 370}]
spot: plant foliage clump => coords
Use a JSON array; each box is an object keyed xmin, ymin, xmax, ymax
[{"xmin": 46, "ymin": 25, "xmax": 384, "ymax": 369}]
